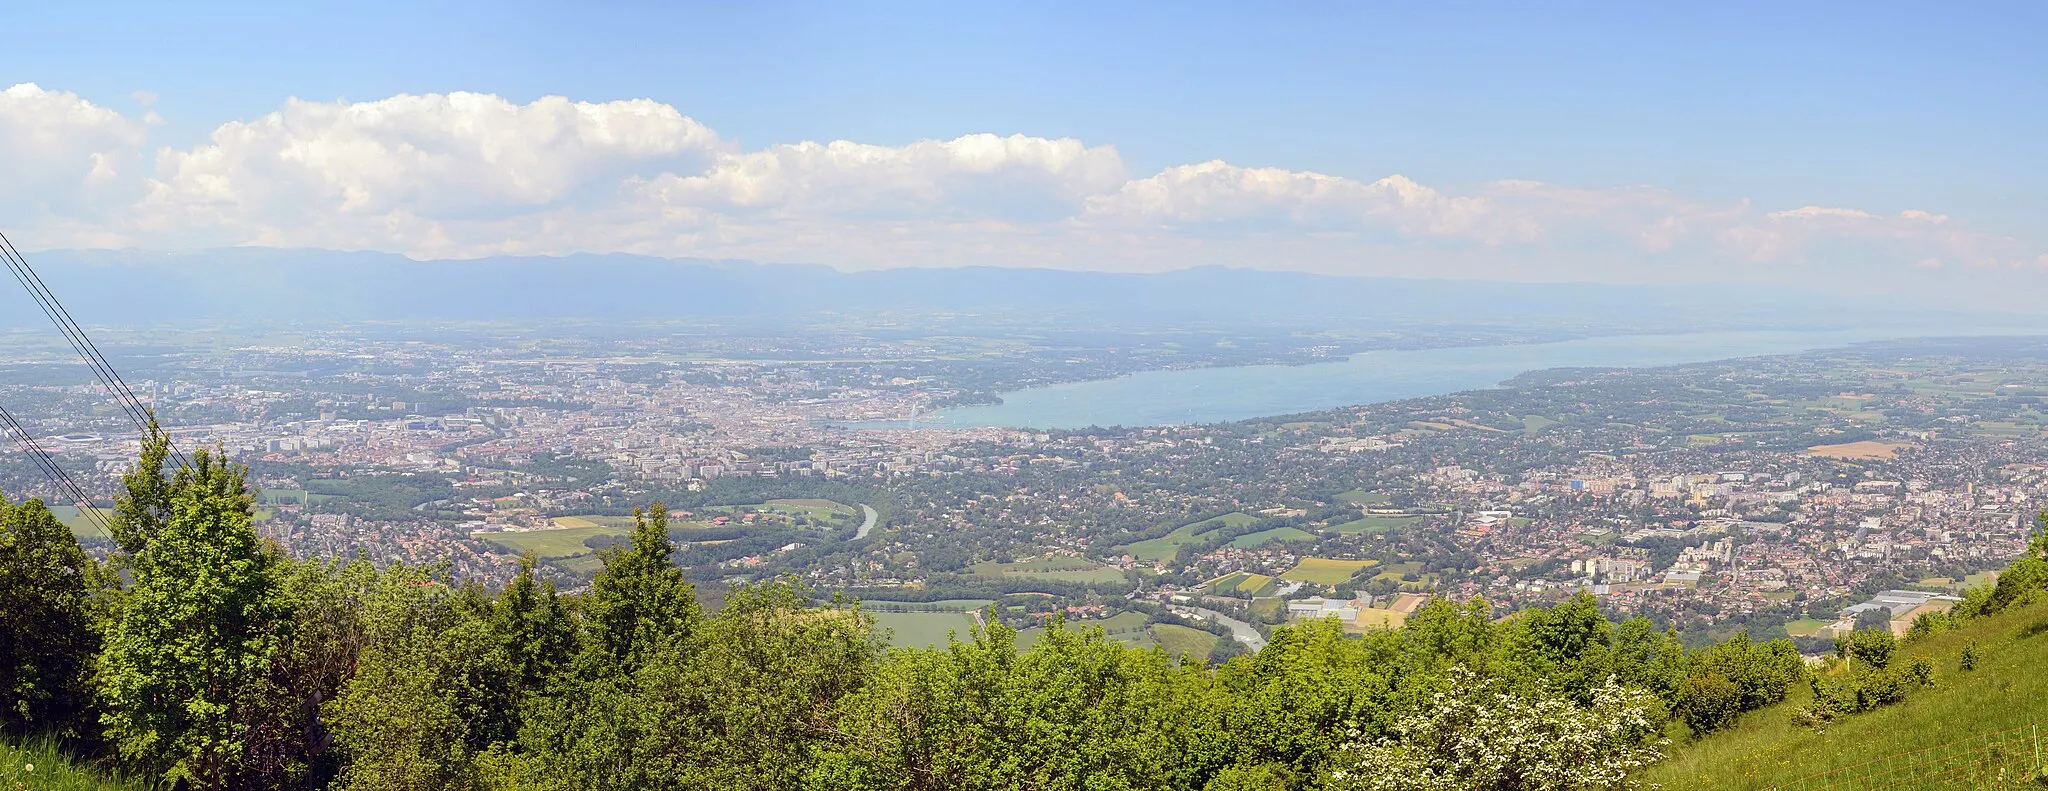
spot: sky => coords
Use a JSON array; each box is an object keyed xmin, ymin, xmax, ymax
[{"xmin": 1, "ymin": 1, "xmax": 2043, "ymax": 297}]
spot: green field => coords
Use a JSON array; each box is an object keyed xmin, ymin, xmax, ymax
[
  {"xmin": 1328, "ymin": 515, "xmax": 1419, "ymax": 534},
  {"xmin": 971, "ymin": 555, "xmax": 1126, "ymax": 585},
  {"xmin": 1228, "ymin": 526, "xmax": 1317, "ymax": 548},
  {"xmin": 871, "ymin": 611, "xmax": 979, "ymax": 648},
  {"xmin": 1783, "ymin": 618, "xmax": 1829, "ymax": 637},
  {"xmin": 1117, "ymin": 513, "xmax": 1257, "ymax": 562},
  {"xmin": 1281, "ymin": 557, "xmax": 1379, "ymax": 585},
  {"xmin": 1641, "ymin": 597, "xmax": 2048, "ymax": 789},
  {"xmin": 1336, "ymin": 490, "xmax": 1392, "ymax": 505},
  {"xmin": 1371, "ymin": 560, "xmax": 1426, "ymax": 583},
  {"xmin": 48, "ymin": 505, "xmax": 114, "ymax": 541},
  {"xmin": 762, "ymin": 498, "xmax": 857, "ymax": 521},
  {"xmin": 861, "ymin": 599, "xmax": 995, "ymax": 613},
  {"xmin": 1204, "ymin": 572, "xmax": 1279, "ymax": 598},
  {"xmin": 256, "ymin": 488, "xmax": 342, "ymax": 506},
  {"xmin": 1522, "ymin": 415, "xmax": 1559, "ymax": 434},
  {"xmin": 1150, "ymin": 623, "xmax": 1220, "ymax": 660},
  {"xmin": 474, "ymin": 526, "xmax": 623, "ymax": 558}
]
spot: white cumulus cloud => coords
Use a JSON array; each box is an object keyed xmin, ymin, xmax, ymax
[
  {"xmin": 0, "ymin": 84, "xmax": 152, "ymax": 241},
  {"xmin": 0, "ymin": 84, "xmax": 2039, "ymax": 293}
]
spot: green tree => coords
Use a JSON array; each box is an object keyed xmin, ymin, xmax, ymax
[
  {"xmin": 107, "ymin": 419, "xmax": 174, "ymax": 557},
  {"xmin": 95, "ymin": 449, "xmax": 294, "ymax": 790},
  {"xmin": 815, "ymin": 615, "xmax": 1230, "ymax": 790},
  {"xmin": 1835, "ymin": 628, "xmax": 1896, "ymax": 670},
  {"xmin": 510, "ymin": 504, "xmax": 700, "ymax": 790},
  {"xmin": 0, "ymin": 496, "xmax": 99, "ymax": 736},
  {"xmin": 326, "ymin": 566, "xmax": 510, "ymax": 791},
  {"xmin": 633, "ymin": 582, "xmax": 880, "ymax": 790},
  {"xmin": 578, "ymin": 503, "xmax": 697, "ymax": 672}
]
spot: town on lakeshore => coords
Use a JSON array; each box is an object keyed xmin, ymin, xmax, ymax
[{"xmin": 8, "ymin": 327, "xmax": 2046, "ymax": 657}]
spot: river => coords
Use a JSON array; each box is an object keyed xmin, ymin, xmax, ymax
[{"xmin": 856, "ymin": 325, "xmax": 2048, "ymax": 431}]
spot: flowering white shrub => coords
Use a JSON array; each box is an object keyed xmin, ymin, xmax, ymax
[{"xmin": 1325, "ymin": 667, "xmax": 1666, "ymax": 791}]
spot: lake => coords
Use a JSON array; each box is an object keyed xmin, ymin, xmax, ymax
[{"xmin": 859, "ymin": 326, "xmax": 2048, "ymax": 430}]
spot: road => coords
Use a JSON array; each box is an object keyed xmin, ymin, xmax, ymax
[
  {"xmin": 855, "ymin": 504, "xmax": 879, "ymax": 539},
  {"xmin": 1170, "ymin": 605, "xmax": 1267, "ymax": 653}
]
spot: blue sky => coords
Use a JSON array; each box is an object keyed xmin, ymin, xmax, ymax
[{"xmin": 1, "ymin": 1, "xmax": 2043, "ymax": 296}]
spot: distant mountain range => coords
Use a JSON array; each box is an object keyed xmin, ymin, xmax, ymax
[{"xmin": 0, "ymin": 247, "xmax": 2007, "ymax": 331}]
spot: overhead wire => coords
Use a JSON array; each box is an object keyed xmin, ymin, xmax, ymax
[
  {"xmin": 0, "ymin": 230, "xmax": 192, "ymax": 472},
  {"xmin": 0, "ymin": 400, "xmax": 114, "ymax": 536}
]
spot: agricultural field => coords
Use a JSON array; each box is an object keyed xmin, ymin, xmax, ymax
[
  {"xmin": 1804, "ymin": 440, "xmax": 1915, "ymax": 459},
  {"xmin": 1116, "ymin": 513, "xmax": 1256, "ymax": 562},
  {"xmin": 474, "ymin": 525, "xmax": 622, "ymax": 558},
  {"xmin": 552, "ymin": 514, "xmax": 642, "ymax": 529},
  {"xmin": 1327, "ymin": 515, "xmax": 1419, "ymax": 534},
  {"xmin": 1782, "ymin": 618, "xmax": 1829, "ymax": 638},
  {"xmin": 1203, "ymin": 572, "xmax": 1279, "ymax": 598},
  {"xmin": 1372, "ymin": 560, "xmax": 1426, "ymax": 584},
  {"xmin": 971, "ymin": 555, "xmax": 1126, "ymax": 585},
  {"xmin": 696, "ymin": 499, "xmax": 856, "ymax": 529},
  {"xmin": 870, "ymin": 611, "xmax": 978, "ymax": 648},
  {"xmin": 1086, "ymin": 611, "xmax": 1152, "ymax": 638},
  {"xmin": 1281, "ymin": 557, "xmax": 1378, "ymax": 586},
  {"xmin": 1149, "ymin": 623, "xmax": 1219, "ymax": 660},
  {"xmin": 50, "ymin": 505, "xmax": 113, "ymax": 541},
  {"xmin": 1335, "ymin": 489, "xmax": 1391, "ymax": 506},
  {"xmin": 258, "ymin": 487, "xmax": 346, "ymax": 506},
  {"xmin": 860, "ymin": 599, "xmax": 995, "ymax": 613},
  {"xmin": 1228, "ymin": 526, "xmax": 1316, "ymax": 548}
]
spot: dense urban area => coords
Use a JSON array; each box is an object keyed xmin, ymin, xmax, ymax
[{"xmin": 6, "ymin": 327, "xmax": 2045, "ymax": 661}]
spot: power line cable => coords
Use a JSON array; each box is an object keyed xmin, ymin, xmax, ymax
[
  {"xmin": 0, "ymin": 231, "xmax": 192, "ymax": 472},
  {"xmin": 0, "ymin": 400, "xmax": 113, "ymax": 535}
]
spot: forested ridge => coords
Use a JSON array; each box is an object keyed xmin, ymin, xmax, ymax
[{"xmin": 7, "ymin": 428, "xmax": 2048, "ymax": 791}]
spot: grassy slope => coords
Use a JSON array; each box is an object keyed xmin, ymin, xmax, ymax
[
  {"xmin": 0, "ymin": 738, "xmax": 144, "ymax": 790},
  {"xmin": 1642, "ymin": 597, "xmax": 2048, "ymax": 790}
]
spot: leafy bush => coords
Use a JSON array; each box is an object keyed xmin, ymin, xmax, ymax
[{"xmin": 1327, "ymin": 667, "xmax": 1666, "ymax": 791}]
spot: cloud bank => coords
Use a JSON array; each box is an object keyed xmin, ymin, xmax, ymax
[{"xmin": 1, "ymin": 83, "xmax": 2041, "ymax": 294}]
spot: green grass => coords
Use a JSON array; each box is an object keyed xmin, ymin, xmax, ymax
[
  {"xmin": 871, "ymin": 611, "xmax": 979, "ymax": 648},
  {"xmin": 1522, "ymin": 415, "xmax": 1559, "ymax": 434},
  {"xmin": 552, "ymin": 554, "xmax": 605, "ymax": 575},
  {"xmin": 1641, "ymin": 597, "xmax": 2048, "ymax": 789},
  {"xmin": 0, "ymin": 737, "xmax": 147, "ymax": 790},
  {"xmin": 1092, "ymin": 611, "xmax": 1152, "ymax": 636},
  {"xmin": 1204, "ymin": 572, "xmax": 1278, "ymax": 597},
  {"xmin": 861, "ymin": 599, "xmax": 996, "ymax": 613},
  {"xmin": 1328, "ymin": 515, "xmax": 1419, "ymax": 535},
  {"xmin": 48, "ymin": 505, "xmax": 114, "ymax": 542},
  {"xmin": 473, "ymin": 526, "xmax": 624, "ymax": 558},
  {"xmin": 1336, "ymin": 490, "xmax": 1392, "ymax": 505},
  {"xmin": 1281, "ymin": 558, "xmax": 1379, "ymax": 585},
  {"xmin": 1783, "ymin": 618, "xmax": 1829, "ymax": 637},
  {"xmin": 971, "ymin": 556, "xmax": 1126, "ymax": 585},
  {"xmin": 1117, "ymin": 513, "xmax": 1257, "ymax": 562},
  {"xmin": 1150, "ymin": 623, "xmax": 1219, "ymax": 660},
  {"xmin": 1229, "ymin": 527, "xmax": 1317, "ymax": 548}
]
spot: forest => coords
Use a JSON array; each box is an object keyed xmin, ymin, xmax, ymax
[{"xmin": 6, "ymin": 427, "xmax": 2047, "ymax": 791}]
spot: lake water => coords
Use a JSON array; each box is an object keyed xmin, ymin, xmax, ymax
[{"xmin": 859, "ymin": 326, "xmax": 2048, "ymax": 430}]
